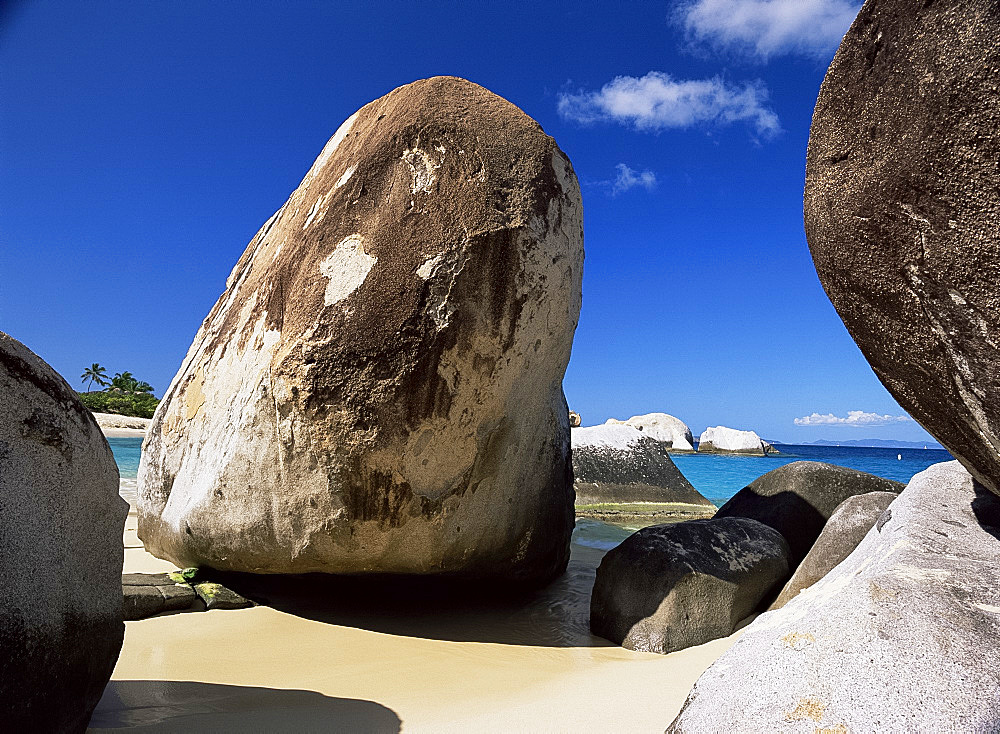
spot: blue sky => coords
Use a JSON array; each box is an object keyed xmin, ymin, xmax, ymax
[{"xmin": 0, "ymin": 0, "xmax": 937, "ymax": 444}]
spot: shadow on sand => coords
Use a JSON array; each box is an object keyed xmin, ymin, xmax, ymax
[
  {"xmin": 207, "ymin": 543, "xmax": 615, "ymax": 648},
  {"xmin": 88, "ymin": 680, "xmax": 401, "ymax": 733}
]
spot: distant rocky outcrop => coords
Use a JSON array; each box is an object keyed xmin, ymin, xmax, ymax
[
  {"xmin": 591, "ymin": 517, "xmax": 789, "ymax": 654},
  {"xmin": 697, "ymin": 426, "xmax": 775, "ymax": 456},
  {"xmin": 715, "ymin": 461, "xmax": 903, "ymax": 565},
  {"xmin": 572, "ymin": 424, "xmax": 715, "ymax": 513},
  {"xmin": 804, "ymin": 0, "xmax": 1000, "ymax": 497},
  {"xmin": 137, "ymin": 76, "xmax": 583, "ymax": 583},
  {"xmin": 610, "ymin": 413, "xmax": 694, "ymax": 452},
  {"xmin": 769, "ymin": 490, "xmax": 897, "ymax": 610},
  {"xmin": 669, "ymin": 462, "xmax": 1000, "ymax": 731},
  {"xmin": 0, "ymin": 332, "xmax": 128, "ymax": 732}
]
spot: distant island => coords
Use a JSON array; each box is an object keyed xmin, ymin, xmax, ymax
[{"xmin": 789, "ymin": 439, "xmax": 946, "ymax": 449}]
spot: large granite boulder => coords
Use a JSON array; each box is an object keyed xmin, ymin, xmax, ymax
[
  {"xmin": 137, "ymin": 77, "xmax": 583, "ymax": 583},
  {"xmin": 0, "ymin": 332, "xmax": 127, "ymax": 731},
  {"xmin": 669, "ymin": 461, "xmax": 1000, "ymax": 731},
  {"xmin": 697, "ymin": 426, "xmax": 774, "ymax": 455},
  {"xmin": 715, "ymin": 461, "xmax": 903, "ymax": 565},
  {"xmin": 571, "ymin": 423, "xmax": 713, "ymax": 508},
  {"xmin": 804, "ymin": 0, "xmax": 1000, "ymax": 496},
  {"xmin": 615, "ymin": 413, "xmax": 694, "ymax": 452},
  {"xmin": 770, "ymin": 490, "xmax": 897, "ymax": 609},
  {"xmin": 590, "ymin": 517, "xmax": 789, "ymax": 654}
]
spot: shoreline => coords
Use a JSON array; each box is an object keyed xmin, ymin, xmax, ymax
[
  {"xmin": 576, "ymin": 501, "xmax": 716, "ymax": 527},
  {"xmin": 93, "ymin": 503, "xmax": 744, "ymax": 732},
  {"xmin": 92, "ymin": 412, "xmax": 150, "ymax": 439}
]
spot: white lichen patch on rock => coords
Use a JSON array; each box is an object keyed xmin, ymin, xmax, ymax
[
  {"xmin": 416, "ymin": 252, "xmax": 445, "ymax": 280},
  {"xmin": 320, "ymin": 235, "xmax": 375, "ymax": 306},
  {"xmin": 335, "ymin": 165, "xmax": 355, "ymax": 189},
  {"xmin": 308, "ymin": 112, "xmax": 357, "ymax": 180},
  {"xmin": 402, "ymin": 146, "xmax": 439, "ymax": 194}
]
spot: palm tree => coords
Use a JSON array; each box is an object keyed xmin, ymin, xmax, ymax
[
  {"xmin": 109, "ymin": 372, "xmax": 137, "ymax": 393},
  {"xmin": 81, "ymin": 363, "xmax": 109, "ymax": 392}
]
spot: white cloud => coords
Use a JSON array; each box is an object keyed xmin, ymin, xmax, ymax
[
  {"xmin": 793, "ymin": 410, "xmax": 914, "ymax": 427},
  {"xmin": 557, "ymin": 72, "xmax": 780, "ymax": 137},
  {"xmin": 612, "ymin": 164, "xmax": 657, "ymax": 195},
  {"xmin": 678, "ymin": 0, "xmax": 862, "ymax": 60}
]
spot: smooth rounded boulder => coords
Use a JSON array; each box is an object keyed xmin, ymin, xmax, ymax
[
  {"xmin": 618, "ymin": 413, "xmax": 694, "ymax": 452},
  {"xmin": 804, "ymin": 0, "xmax": 1000, "ymax": 496},
  {"xmin": 769, "ymin": 490, "xmax": 897, "ymax": 609},
  {"xmin": 697, "ymin": 426, "xmax": 774, "ymax": 455},
  {"xmin": 590, "ymin": 517, "xmax": 789, "ymax": 654},
  {"xmin": 137, "ymin": 77, "xmax": 583, "ymax": 582},
  {"xmin": 715, "ymin": 461, "xmax": 903, "ymax": 565},
  {"xmin": 0, "ymin": 332, "xmax": 127, "ymax": 731},
  {"xmin": 669, "ymin": 462, "xmax": 1000, "ymax": 731}
]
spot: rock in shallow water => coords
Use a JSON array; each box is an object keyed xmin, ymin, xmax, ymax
[
  {"xmin": 137, "ymin": 76, "xmax": 583, "ymax": 582},
  {"xmin": 696, "ymin": 426, "xmax": 773, "ymax": 455},
  {"xmin": 804, "ymin": 0, "xmax": 1000, "ymax": 496},
  {"xmin": 715, "ymin": 461, "xmax": 903, "ymax": 565},
  {"xmin": 608, "ymin": 413, "xmax": 695, "ymax": 452},
  {"xmin": 590, "ymin": 517, "xmax": 789, "ymax": 654},
  {"xmin": 669, "ymin": 461, "xmax": 1000, "ymax": 732},
  {"xmin": 571, "ymin": 423, "xmax": 713, "ymax": 508},
  {"xmin": 0, "ymin": 332, "xmax": 127, "ymax": 732}
]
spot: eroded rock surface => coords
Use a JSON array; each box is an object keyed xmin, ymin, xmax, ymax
[
  {"xmin": 715, "ymin": 461, "xmax": 903, "ymax": 565},
  {"xmin": 137, "ymin": 77, "xmax": 583, "ymax": 582},
  {"xmin": 805, "ymin": 0, "xmax": 1000, "ymax": 495},
  {"xmin": 590, "ymin": 517, "xmax": 789, "ymax": 654},
  {"xmin": 0, "ymin": 332, "xmax": 127, "ymax": 732},
  {"xmin": 669, "ymin": 461, "xmax": 1000, "ymax": 732},
  {"xmin": 770, "ymin": 490, "xmax": 897, "ymax": 610}
]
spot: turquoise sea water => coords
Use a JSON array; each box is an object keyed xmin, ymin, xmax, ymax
[
  {"xmin": 108, "ymin": 437, "xmax": 143, "ymax": 478},
  {"xmin": 673, "ymin": 444, "xmax": 953, "ymax": 507},
  {"xmin": 108, "ymin": 438, "xmax": 952, "ymax": 550}
]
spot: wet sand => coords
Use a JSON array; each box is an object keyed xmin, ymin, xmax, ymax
[{"xmin": 90, "ymin": 507, "xmax": 744, "ymax": 733}]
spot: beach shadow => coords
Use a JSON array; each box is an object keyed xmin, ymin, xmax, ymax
[
  {"xmin": 971, "ymin": 480, "xmax": 1000, "ymax": 542},
  {"xmin": 88, "ymin": 680, "xmax": 401, "ymax": 733},
  {"xmin": 205, "ymin": 543, "xmax": 614, "ymax": 649}
]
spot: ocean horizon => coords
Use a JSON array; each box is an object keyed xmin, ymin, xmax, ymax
[{"xmin": 108, "ymin": 437, "xmax": 953, "ymax": 551}]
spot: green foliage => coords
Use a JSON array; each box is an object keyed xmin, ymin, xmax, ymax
[
  {"xmin": 168, "ymin": 568, "xmax": 200, "ymax": 584},
  {"xmin": 78, "ymin": 365, "xmax": 159, "ymax": 418},
  {"xmin": 78, "ymin": 389, "xmax": 160, "ymax": 419}
]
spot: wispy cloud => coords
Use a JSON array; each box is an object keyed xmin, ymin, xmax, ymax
[
  {"xmin": 794, "ymin": 410, "xmax": 913, "ymax": 427},
  {"xmin": 558, "ymin": 72, "xmax": 780, "ymax": 137},
  {"xmin": 677, "ymin": 0, "xmax": 861, "ymax": 60},
  {"xmin": 612, "ymin": 164, "xmax": 657, "ymax": 195}
]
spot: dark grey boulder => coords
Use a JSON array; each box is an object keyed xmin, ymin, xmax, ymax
[
  {"xmin": 670, "ymin": 461, "xmax": 1000, "ymax": 731},
  {"xmin": 770, "ymin": 490, "xmax": 897, "ymax": 610},
  {"xmin": 122, "ymin": 574, "xmax": 198, "ymax": 620},
  {"xmin": 590, "ymin": 517, "xmax": 789, "ymax": 654},
  {"xmin": 571, "ymin": 424, "xmax": 714, "ymax": 508},
  {"xmin": 804, "ymin": 0, "xmax": 1000, "ymax": 496},
  {"xmin": 0, "ymin": 332, "xmax": 127, "ymax": 732},
  {"xmin": 715, "ymin": 461, "xmax": 903, "ymax": 565}
]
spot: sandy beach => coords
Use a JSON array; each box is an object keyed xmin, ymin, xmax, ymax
[
  {"xmin": 94, "ymin": 413, "xmax": 150, "ymax": 438},
  {"xmin": 88, "ymin": 500, "xmax": 745, "ymax": 733}
]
